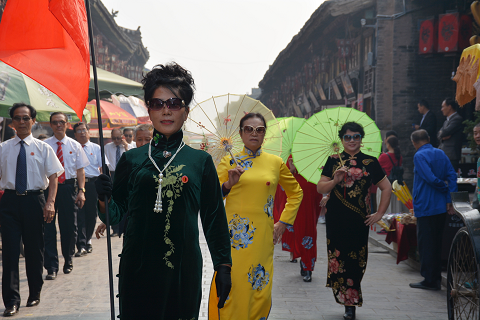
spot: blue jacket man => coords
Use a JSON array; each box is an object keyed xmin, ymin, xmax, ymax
[{"xmin": 409, "ymin": 129, "xmax": 457, "ymax": 291}]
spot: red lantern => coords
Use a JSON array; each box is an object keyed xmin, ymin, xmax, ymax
[
  {"xmin": 437, "ymin": 13, "xmax": 472, "ymax": 53},
  {"xmin": 419, "ymin": 18, "xmax": 436, "ymax": 54}
]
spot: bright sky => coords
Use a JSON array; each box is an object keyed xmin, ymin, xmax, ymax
[{"xmin": 100, "ymin": 0, "xmax": 324, "ymax": 104}]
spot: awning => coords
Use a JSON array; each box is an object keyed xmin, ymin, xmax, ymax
[{"xmin": 89, "ymin": 66, "xmax": 143, "ymax": 100}]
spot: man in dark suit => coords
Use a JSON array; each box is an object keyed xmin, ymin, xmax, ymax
[
  {"xmin": 414, "ymin": 100, "xmax": 437, "ymax": 147},
  {"xmin": 437, "ymin": 98, "xmax": 464, "ymax": 172}
]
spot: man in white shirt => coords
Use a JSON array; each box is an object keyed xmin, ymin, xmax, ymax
[
  {"xmin": 0, "ymin": 103, "xmax": 64, "ymax": 316},
  {"xmin": 43, "ymin": 112, "xmax": 89, "ymax": 280},
  {"xmin": 123, "ymin": 127, "xmax": 136, "ymax": 149},
  {"xmin": 73, "ymin": 122, "xmax": 108, "ymax": 257},
  {"xmin": 104, "ymin": 128, "xmax": 129, "ymax": 178}
]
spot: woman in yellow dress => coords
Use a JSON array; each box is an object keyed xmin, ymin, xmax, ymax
[{"xmin": 208, "ymin": 113, "xmax": 303, "ymax": 320}]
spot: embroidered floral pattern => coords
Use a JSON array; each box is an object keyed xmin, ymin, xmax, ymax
[
  {"xmin": 302, "ymin": 236, "xmax": 314, "ymax": 249},
  {"xmin": 282, "ymin": 242, "xmax": 291, "ymax": 250},
  {"xmin": 153, "ymin": 164, "xmax": 186, "ymax": 269},
  {"xmin": 152, "ymin": 132, "xmax": 163, "ymax": 146},
  {"xmin": 311, "ymin": 258, "xmax": 316, "ymax": 270},
  {"xmin": 229, "ymin": 214, "xmax": 256, "ymax": 250},
  {"xmin": 286, "ymin": 225, "xmax": 294, "ymax": 232},
  {"xmin": 327, "ymin": 249, "xmax": 345, "ymax": 275},
  {"xmin": 248, "ymin": 264, "xmax": 270, "ymax": 291},
  {"xmin": 264, "ymin": 195, "xmax": 274, "ymax": 219},
  {"xmin": 335, "ymin": 286, "xmax": 360, "ymax": 305}
]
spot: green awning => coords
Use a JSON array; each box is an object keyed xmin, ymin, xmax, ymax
[{"xmin": 89, "ymin": 66, "xmax": 144, "ymax": 100}]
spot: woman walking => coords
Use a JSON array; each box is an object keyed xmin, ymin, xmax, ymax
[{"xmin": 317, "ymin": 122, "xmax": 391, "ymax": 320}]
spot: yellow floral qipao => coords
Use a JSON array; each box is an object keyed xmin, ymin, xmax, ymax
[{"xmin": 208, "ymin": 147, "xmax": 303, "ymax": 320}]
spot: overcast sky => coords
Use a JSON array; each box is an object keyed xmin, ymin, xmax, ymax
[{"xmin": 100, "ymin": 0, "xmax": 324, "ymax": 104}]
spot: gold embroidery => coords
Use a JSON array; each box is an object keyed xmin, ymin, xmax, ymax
[
  {"xmin": 362, "ymin": 159, "xmax": 373, "ymax": 165},
  {"xmin": 348, "ymin": 180, "xmax": 366, "ymax": 198},
  {"xmin": 334, "ymin": 188, "xmax": 365, "ymax": 218},
  {"xmin": 348, "ymin": 251, "xmax": 357, "ymax": 259},
  {"xmin": 376, "ymin": 175, "xmax": 387, "ymax": 185},
  {"xmin": 359, "ymin": 246, "xmax": 367, "ymax": 268},
  {"xmin": 358, "ymin": 195, "xmax": 364, "ymax": 208}
]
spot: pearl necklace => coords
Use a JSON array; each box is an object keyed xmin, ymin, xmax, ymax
[{"xmin": 148, "ymin": 140, "xmax": 186, "ymax": 213}]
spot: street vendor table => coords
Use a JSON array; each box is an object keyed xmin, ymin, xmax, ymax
[{"xmin": 385, "ymin": 219, "xmax": 417, "ymax": 264}]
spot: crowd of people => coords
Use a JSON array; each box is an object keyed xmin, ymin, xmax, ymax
[{"xmin": 0, "ymin": 60, "xmax": 473, "ymax": 320}]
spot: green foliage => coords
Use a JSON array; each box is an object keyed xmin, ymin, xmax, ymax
[{"xmin": 463, "ymin": 112, "xmax": 480, "ymax": 149}]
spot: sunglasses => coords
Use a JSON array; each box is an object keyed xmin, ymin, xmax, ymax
[
  {"xmin": 124, "ymin": 134, "xmax": 132, "ymax": 138},
  {"xmin": 148, "ymin": 98, "xmax": 185, "ymax": 111},
  {"xmin": 12, "ymin": 116, "xmax": 32, "ymax": 122},
  {"xmin": 112, "ymin": 137, "xmax": 123, "ymax": 141},
  {"xmin": 242, "ymin": 125, "xmax": 266, "ymax": 135},
  {"xmin": 51, "ymin": 120, "xmax": 67, "ymax": 126},
  {"xmin": 343, "ymin": 134, "xmax": 362, "ymax": 142}
]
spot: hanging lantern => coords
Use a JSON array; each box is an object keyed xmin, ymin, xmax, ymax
[{"xmin": 419, "ymin": 18, "xmax": 436, "ymax": 54}]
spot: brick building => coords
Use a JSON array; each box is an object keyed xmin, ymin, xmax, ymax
[{"xmin": 258, "ymin": 0, "xmax": 476, "ymax": 183}]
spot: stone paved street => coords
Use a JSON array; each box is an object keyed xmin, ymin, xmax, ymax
[{"xmin": 0, "ymin": 220, "xmax": 446, "ymax": 319}]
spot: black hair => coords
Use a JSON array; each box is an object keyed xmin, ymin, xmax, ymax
[
  {"xmin": 386, "ymin": 136, "xmax": 401, "ymax": 161},
  {"xmin": 142, "ymin": 62, "xmax": 195, "ymax": 107},
  {"xmin": 239, "ymin": 113, "xmax": 267, "ymax": 130},
  {"xmin": 50, "ymin": 112, "xmax": 68, "ymax": 122},
  {"xmin": 73, "ymin": 122, "xmax": 89, "ymax": 132},
  {"xmin": 10, "ymin": 102, "xmax": 37, "ymax": 119},
  {"xmin": 418, "ymin": 99, "xmax": 430, "ymax": 110},
  {"xmin": 385, "ymin": 130, "xmax": 398, "ymax": 139},
  {"xmin": 338, "ymin": 121, "xmax": 365, "ymax": 139},
  {"xmin": 123, "ymin": 128, "xmax": 133, "ymax": 134},
  {"xmin": 444, "ymin": 97, "xmax": 457, "ymax": 111},
  {"xmin": 411, "ymin": 129, "xmax": 430, "ymax": 143}
]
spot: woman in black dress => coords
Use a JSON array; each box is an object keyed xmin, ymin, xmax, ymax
[{"xmin": 317, "ymin": 122, "xmax": 391, "ymax": 320}]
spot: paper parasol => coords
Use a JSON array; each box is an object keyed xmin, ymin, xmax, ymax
[
  {"xmin": 291, "ymin": 107, "xmax": 382, "ymax": 184},
  {"xmin": 184, "ymin": 94, "xmax": 282, "ymax": 166},
  {"xmin": 276, "ymin": 117, "xmax": 306, "ymax": 162}
]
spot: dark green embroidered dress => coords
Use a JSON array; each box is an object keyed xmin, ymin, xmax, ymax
[
  {"xmin": 99, "ymin": 130, "xmax": 232, "ymax": 320},
  {"xmin": 321, "ymin": 151, "xmax": 386, "ymax": 307}
]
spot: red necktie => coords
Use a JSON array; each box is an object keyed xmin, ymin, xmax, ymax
[{"xmin": 57, "ymin": 141, "xmax": 66, "ymax": 183}]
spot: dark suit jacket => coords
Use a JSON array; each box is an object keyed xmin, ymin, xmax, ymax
[
  {"xmin": 420, "ymin": 110, "xmax": 437, "ymax": 147},
  {"xmin": 437, "ymin": 112, "xmax": 464, "ymax": 161}
]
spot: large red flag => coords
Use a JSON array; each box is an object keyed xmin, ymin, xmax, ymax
[{"xmin": 0, "ymin": 0, "xmax": 89, "ymax": 119}]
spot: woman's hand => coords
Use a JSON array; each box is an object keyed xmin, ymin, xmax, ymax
[
  {"xmin": 332, "ymin": 166, "xmax": 347, "ymax": 185},
  {"xmin": 224, "ymin": 166, "xmax": 245, "ymax": 189},
  {"xmin": 273, "ymin": 222, "xmax": 288, "ymax": 244},
  {"xmin": 95, "ymin": 223, "xmax": 107, "ymax": 239},
  {"xmin": 365, "ymin": 212, "xmax": 384, "ymax": 226},
  {"xmin": 320, "ymin": 195, "xmax": 330, "ymax": 207}
]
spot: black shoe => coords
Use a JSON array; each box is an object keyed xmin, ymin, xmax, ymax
[
  {"xmin": 110, "ymin": 233, "xmax": 118, "ymax": 237},
  {"xmin": 26, "ymin": 299, "xmax": 40, "ymax": 307},
  {"xmin": 344, "ymin": 306, "xmax": 356, "ymax": 320},
  {"xmin": 290, "ymin": 259, "xmax": 297, "ymax": 263},
  {"xmin": 74, "ymin": 248, "xmax": 87, "ymax": 257},
  {"xmin": 303, "ymin": 271, "xmax": 312, "ymax": 282},
  {"xmin": 300, "ymin": 263, "xmax": 306, "ymax": 277},
  {"xmin": 45, "ymin": 271, "xmax": 57, "ymax": 280},
  {"xmin": 86, "ymin": 244, "xmax": 93, "ymax": 253},
  {"xmin": 63, "ymin": 261, "xmax": 73, "ymax": 274},
  {"xmin": 3, "ymin": 305, "xmax": 18, "ymax": 317},
  {"xmin": 409, "ymin": 281, "xmax": 439, "ymax": 290}
]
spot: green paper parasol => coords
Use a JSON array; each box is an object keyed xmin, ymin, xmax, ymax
[
  {"xmin": 291, "ymin": 107, "xmax": 382, "ymax": 184},
  {"xmin": 276, "ymin": 117, "xmax": 305, "ymax": 162}
]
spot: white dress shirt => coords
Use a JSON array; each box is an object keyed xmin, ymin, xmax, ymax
[
  {"xmin": 44, "ymin": 135, "xmax": 90, "ymax": 179},
  {"xmin": 0, "ymin": 134, "xmax": 64, "ymax": 190},
  {"xmin": 128, "ymin": 141, "xmax": 137, "ymax": 149},
  {"xmin": 420, "ymin": 110, "xmax": 429, "ymax": 126},
  {"xmin": 104, "ymin": 142, "xmax": 126, "ymax": 171},
  {"xmin": 81, "ymin": 140, "xmax": 110, "ymax": 178},
  {"xmin": 447, "ymin": 112, "xmax": 457, "ymax": 122}
]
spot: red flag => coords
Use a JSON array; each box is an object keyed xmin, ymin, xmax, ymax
[{"xmin": 0, "ymin": 0, "xmax": 89, "ymax": 119}]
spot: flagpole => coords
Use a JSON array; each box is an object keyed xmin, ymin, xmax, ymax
[{"xmin": 84, "ymin": 1, "xmax": 116, "ymax": 319}]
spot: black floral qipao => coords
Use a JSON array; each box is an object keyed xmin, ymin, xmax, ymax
[{"xmin": 321, "ymin": 151, "xmax": 386, "ymax": 306}]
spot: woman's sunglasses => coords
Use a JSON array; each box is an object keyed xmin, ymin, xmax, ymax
[
  {"xmin": 147, "ymin": 98, "xmax": 185, "ymax": 111},
  {"xmin": 242, "ymin": 125, "xmax": 266, "ymax": 135},
  {"xmin": 343, "ymin": 134, "xmax": 362, "ymax": 142}
]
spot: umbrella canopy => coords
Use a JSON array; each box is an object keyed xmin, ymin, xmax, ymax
[
  {"xmin": 277, "ymin": 117, "xmax": 305, "ymax": 162},
  {"xmin": 0, "ymin": 61, "xmax": 90, "ymax": 122},
  {"xmin": 112, "ymin": 95, "xmax": 150, "ymax": 124},
  {"xmin": 184, "ymin": 94, "xmax": 282, "ymax": 166},
  {"xmin": 88, "ymin": 66, "xmax": 143, "ymax": 100},
  {"xmin": 291, "ymin": 107, "xmax": 382, "ymax": 184},
  {"xmin": 85, "ymin": 99, "xmax": 137, "ymax": 128}
]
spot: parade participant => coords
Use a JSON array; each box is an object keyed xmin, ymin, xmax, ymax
[
  {"xmin": 209, "ymin": 113, "xmax": 303, "ymax": 320},
  {"xmin": 44, "ymin": 112, "xmax": 89, "ymax": 280},
  {"xmin": 317, "ymin": 121, "xmax": 391, "ymax": 320},
  {"xmin": 123, "ymin": 127, "xmax": 136, "ymax": 149},
  {"xmin": 0, "ymin": 103, "xmax": 64, "ymax": 316},
  {"xmin": 281, "ymin": 155, "xmax": 321, "ymax": 282},
  {"xmin": 95, "ymin": 63, "xmax": 232, "ymax": 320},
  {"xmin": 73, "ymin": 122, "xmax": 108, "ymax": 256},
  {"xmin": 409, "ymin": 129, "xmax": 457, "ymax": 291}
]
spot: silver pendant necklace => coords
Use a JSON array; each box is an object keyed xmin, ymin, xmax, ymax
[{"xmin": 148, "ymin": 140, "xmax": 185, "ymax": 213}]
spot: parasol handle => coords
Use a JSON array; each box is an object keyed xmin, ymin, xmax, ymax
[{"xmin": 228, "ymin": 149, "xmax": 240, "ymax": 167}]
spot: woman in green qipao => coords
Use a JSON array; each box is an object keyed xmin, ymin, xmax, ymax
[
  {"xmin": 317, "ymin": 122, "xmax": 391, "ymax": 320},
  {"xmin": 95, "ymin": 63, "xmax": 232, "ymax": 320}
]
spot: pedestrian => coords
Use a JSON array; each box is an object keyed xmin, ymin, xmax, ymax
[
  {"xmin": 414, "ymin": 100, "xmax": 437, "ymax": 147},
  {"xmin": 377, "ymin": 136, "xmax": 404, "ymax": 214},
  {"xmin": 73, "ymin": 122, "xmax": 108, "ymax": 256},
  {"xmin": 475, "ymin": 123, "xmax": 480, "ymax": 202},
  {"xmin": 409, "ymin": 129, "xmax": 457, "ymax": 290},
  {"xmin": 209, "ymin": 113, "xmax": 303, "ymax": 320},
  {"xmin": 122, "ymin": 127, "xmax": 136, "ymax": 149},
  {"xmin": 43, "ymin": 112, "xmax": 89, "ymax": 280},
  {"xmin": 95, "ymin": 62, "xmax": 232, "ymax": 319},
  {"xmin": 0, "ymin": 103, "xmax": 64, "ymax": 316},
  {"xmin": 317, "ymin": 121, "xmax": 391, "ymax": 320},
  {"xmin": 281, "ymin": 155, "xmax": 322, "ymax": 282},
  {"xmin": 437, "ymin": 98, "xmax": 464, "ymax": 172}
]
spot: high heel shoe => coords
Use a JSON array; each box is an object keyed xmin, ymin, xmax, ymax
[{"xmin": 343, "ymin": 306, "xmax": 356, "ymax": 320}]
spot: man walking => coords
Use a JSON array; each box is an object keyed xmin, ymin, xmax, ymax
[
  {"xmin": 0, "ymin": 103, "xmax": 64, "ymax": 316},
  {"xmin": 414, "ymin": 100, "xmax": 437, "ymax": 147},
  {"xmin": 44, "ymin": 112, "xmax": 89, "ymax": 280},
  {"xmin": 123, "ymin": 127, "xmax": 136, "ymax": 149},
  {"xmin": 437, "ymin": 98, "xmax": 464, "ymax": 172},
  {"xmin": 73, "ymin": 122, "xmax": 108, "ymax": 256},
  {"xmin": 409, "ymin": 129, "xmax": 457, "ymax": 290}
]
